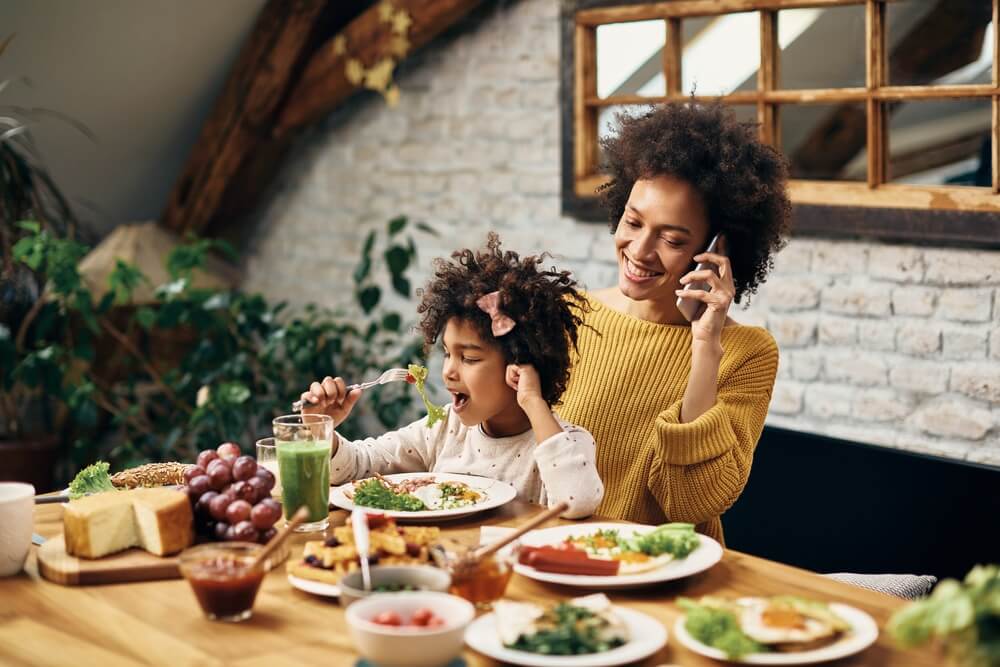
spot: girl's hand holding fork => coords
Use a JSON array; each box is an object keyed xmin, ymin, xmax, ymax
[{"xmin": 301, "ymin": 376, "xmax": 362, "ymax": 426}]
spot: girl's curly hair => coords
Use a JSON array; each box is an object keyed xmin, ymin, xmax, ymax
[
  {"xmin": 417, "ymin": 233, "xmax": 588, "ymax": 406},
  {"xmin": 599, "ymin": 102, "xmax": 792, "ymax": 303}
]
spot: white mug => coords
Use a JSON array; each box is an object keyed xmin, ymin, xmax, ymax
[{"xmin": 0, "ymin": 482, "xmax": 35, "ymax": 577}]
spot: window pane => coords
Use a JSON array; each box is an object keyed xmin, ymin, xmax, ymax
[
  {"xmin": 596, "ymin": 104, "xmax": 757, "ymax": 160},
  {"xmin": 596, "ymin": 104, "xmax": 653, "ymax": 157},
  {"xmin": 781, "ymin": 103, "xmax": 868, "ymax": 181},
  {"xmin": 888, "ymin": 98, "xmax": 991, "ymax": 186},
  {"xmin": 887, "ymin": 1, "xmax": 993, "ymax": 87},
  {"xmin": 683, "ymin": 12, "xmax": 759, "ymax": 96},
  {"xmin": 729, "ymin": 105, "xmax": 758, "ymax": 126},
  {"xmin": 596, "ymin": 20, "xmax": 667, "ymax": 98},
  {"xmin": 778, "ymin": 6, "xmax": 865, "ymax": 90}
]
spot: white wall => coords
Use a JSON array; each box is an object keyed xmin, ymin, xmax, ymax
[
  {"xmin": 243, "ymin": 0, "xmax": 1000, "ymax": 466},
  {"xmin": 1, "ymin": 0, "xmax": 267, "ymax": 235}
]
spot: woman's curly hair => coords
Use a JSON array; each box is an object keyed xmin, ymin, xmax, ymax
[
  {"xmin": 599, "ymin": 102, "xmax": 792, "ymax": 303},
  {"xmin": 417, "ymin": 233, "xmax": 588, "ymax": 406}
]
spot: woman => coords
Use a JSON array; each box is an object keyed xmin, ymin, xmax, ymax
[{"xmin": 557, "ymin": 102, "xmax": 791, "ymax": 543}]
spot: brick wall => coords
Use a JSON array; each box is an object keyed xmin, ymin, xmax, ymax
[{"xmin": 244, "ymin": 0, "xmax": 1000, "ymax": 466}]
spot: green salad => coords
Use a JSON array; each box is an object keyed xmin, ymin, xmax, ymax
[
  {"xmin": 510, "ymin": 603, "xmax": 626, "ymax": 655},
  {"xmin": 571, "ymin": 522, "xmax": 701, "ymax": 559},
  {"xmin": 408, "ymin": 364, "xmax": 447, "ymax": 428},
  {"xmin": 678, "ymin": 597, "xmax": 767, "ymax": 659},
  {"xmin": 351, "ymin": 478, "xmax": 425, "ymax": 511}
]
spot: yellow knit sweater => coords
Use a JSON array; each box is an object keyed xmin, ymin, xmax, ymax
[{"xmin": 556, "ymin": 292, "xmax": 779, "ymax": 544}]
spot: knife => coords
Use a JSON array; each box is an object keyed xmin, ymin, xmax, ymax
[{"xmin": 35, "ymin": 493, "xmax": 70, "ymax": 504}]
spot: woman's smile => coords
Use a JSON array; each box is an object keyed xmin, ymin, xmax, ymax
[{"xmin": 622, "ymin": 255, "xmax": 665, "ymax": 283}]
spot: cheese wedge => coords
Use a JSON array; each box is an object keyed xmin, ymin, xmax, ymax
[{"xmin": 63, "ymin": 488, "xmax": 193, "ymax": 559}]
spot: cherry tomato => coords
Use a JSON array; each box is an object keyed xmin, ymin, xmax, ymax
[
  {"xmin": 372, "ymin": 610, "xmax": 401, "ymax": 626},
  {"xmin": 410, "ymin": 608, "xmax": 434, "ymax": 626}
]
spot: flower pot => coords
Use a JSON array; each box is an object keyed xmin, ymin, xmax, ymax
[{"xmin": 0, "ymin": 434, "xmax": 59, "ymax": 493}]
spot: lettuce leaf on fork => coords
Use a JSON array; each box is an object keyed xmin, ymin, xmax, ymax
[{"xmin": 407, "ymin": 364, "xmax": 446, "ymax": 428}]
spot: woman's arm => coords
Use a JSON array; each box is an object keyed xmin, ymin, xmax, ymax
[
  {"xmin": 676, "ymin": 237, "xmax": 734, "ymax": 423},
  {"xmin": 647, "ymin": 335, "xmax": 778, "ymax": 525}
]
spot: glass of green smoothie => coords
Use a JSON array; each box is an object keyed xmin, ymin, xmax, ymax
[{"xmin": 272, "ymin": 414, "xmax": 333, "ymax": 532}]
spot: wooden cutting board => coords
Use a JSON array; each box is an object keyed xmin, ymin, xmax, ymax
[
  {"xmin": 37, "ymin": 535, "xmax": 181, "ymax": 585},
  {"xmin": 37, "ymin": 535, "xmax": 292, "ymax": 586}
]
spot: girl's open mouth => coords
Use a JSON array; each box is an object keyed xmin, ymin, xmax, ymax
[{"xmin": 451, "ymin": 391, "xmax": 470, "ymax": 413}]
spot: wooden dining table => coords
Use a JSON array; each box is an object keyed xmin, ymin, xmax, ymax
[{"xmin": 2, "ymin": 499, "xmax": 936, "ymax": 666}]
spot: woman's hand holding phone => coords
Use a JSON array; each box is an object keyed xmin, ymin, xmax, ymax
[{"xmin": 675, "ymin": 234, "xmax": 736, "ymax": 346}]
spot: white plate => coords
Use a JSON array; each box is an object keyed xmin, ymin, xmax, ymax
[
  {"xmin": 287, "ymin": 573, "xmax": 340, "ymax": 597},
  {"xmin": 513, "ymin": 522, "xmax": 723, "ymax": 589},
  {"xmin": 464, "ymin": 605, "xmax": 667, "ymax": 667},
  {"xmin": 673, "ymin": 602, "xmax": 879, "ymax": 665},
  {"xmin": 329, "ymin": 472, "xmax": 517, "ymax": 521}
]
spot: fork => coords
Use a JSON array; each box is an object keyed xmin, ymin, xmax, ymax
[{"xmin": 291, "ymin": 367, "xmax": 410, "ymax": 412}]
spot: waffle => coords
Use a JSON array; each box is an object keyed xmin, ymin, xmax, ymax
[{"xmin": 287, "ymin": 518, "xmax": 441, "ymax": 585}]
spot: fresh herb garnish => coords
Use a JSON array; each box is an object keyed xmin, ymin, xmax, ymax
[
  {"xmin": 510, "ymin": 603, "xmax": 626, "ymax": 655},
  {"xmin": 407, "ymin": 364, "xmax": 447, "ymax": 428},
  {"xmin": 68, "ymin": 461, "xmax": 117, "ymax": 499},
  {"xmin": 352, "ymin": 478, "xmax": 426, "ymax": 511}
]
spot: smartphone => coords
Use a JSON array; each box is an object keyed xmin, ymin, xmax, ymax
[{"xmin": 676, "ymin": 233, "xmax": 721, "ymax": 322}]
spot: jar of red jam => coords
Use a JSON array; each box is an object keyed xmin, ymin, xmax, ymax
[{"xmin": 179, "ymin": 543, "xmax": 266, "ymax": 622}]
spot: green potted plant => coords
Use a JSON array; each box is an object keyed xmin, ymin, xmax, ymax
[
  {"xmin": 6, "ymin": 213, "xmax": 433, "ymax": 489},
  {"xmin": 1, "ymin": 35, "xmax": 94, "ymax": 490}
]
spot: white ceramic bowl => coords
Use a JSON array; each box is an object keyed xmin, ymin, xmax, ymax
[
  {"xmin": 339, "ymin": 565, "xmax": 452, "ymax": 608},
  {"xmin": 345, "ymin": 591, "xmax": 475, "ymax": 667}
]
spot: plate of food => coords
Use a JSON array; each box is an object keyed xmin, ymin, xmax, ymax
[
  {"xmin": 329, "ymin": 472, "xmax": 517, "ymax": 521},
  {"xmin": 673, "ymin": 595, "xmax": 879, "ymax": 664},
  {"xmin": 513, "ymin": 522, "xmax": 722, "ymax": 589},
  {"xmin": 286, "ymin": 516, "xmax": 441, "ymax": 596},
  {"xmin": 464, "ymin": 593, "xmax": 667, "ymax": 666}
]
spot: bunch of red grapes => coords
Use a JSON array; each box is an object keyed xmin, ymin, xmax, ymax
[{"xmin": 182, "ymin": 442, "xmax": 282, "ymax": 544}]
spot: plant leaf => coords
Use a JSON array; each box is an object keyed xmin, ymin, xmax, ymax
[
  {"xmin": 384, "ymin": 245, "xmax": 409, "ymax": 275},
  {"xmin": 381, "ymin": 312, "xmax": 401, "ymax": 332},
  {"xmin": 358, "ymin": 286, "xmax": 381, "ymax": 314},
  {"xmin": 361, "ymin": 230, "xmax": 376, "ymax": 260},
  {"xmin": 415, "ymin": 221, "xmax": 437, "ymax": 236},
  {"xmin": 388, "ymin": 215, "xmax": 407, "ymax": 236},
  {"xmin": 391, "ymin": 275, "xmax": 410, "ymax": 298},
  {"xmin": 353, "ymin": 256, "xmax": 371, "ymax": 285}
]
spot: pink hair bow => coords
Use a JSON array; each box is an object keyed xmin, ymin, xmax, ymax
[{"xmin": 476, "ymin": 290, "xmax": 516, "ymax": 337}]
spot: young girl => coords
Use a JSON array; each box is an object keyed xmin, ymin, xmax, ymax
[{"xmin": 300, "ymin": 234, "xmax": 603, "ymax": 519}]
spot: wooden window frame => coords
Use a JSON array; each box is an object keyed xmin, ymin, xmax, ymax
[{"xmin": 560, "ymin": 0, "xmax": 1000, "ymax": 248}]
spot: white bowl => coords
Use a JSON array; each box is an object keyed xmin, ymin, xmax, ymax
[
  {"xmin": 339, "ymin": 565, "xmax": 452, "ymax": 608},
  {"xmin": 345, "ymin": 591, "xmax": 475, "ymax": 667}
]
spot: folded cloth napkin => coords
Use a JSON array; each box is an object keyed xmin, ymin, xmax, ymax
[
  {"xmin": 479, "ymin": 525, "xmax": 518, "ymax": 558},
  {"xmin": 824, "ymin": 572, "xmax": 937, "ymax": 599}
]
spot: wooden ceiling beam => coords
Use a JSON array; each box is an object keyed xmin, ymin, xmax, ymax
[
  {"xmin": 161, "ymin": 0, "xmax": 330, "ymax": 235},
  {"xmin": 276, "ymin": 0, "xmax": 481, "ymax": 135},
  {"xmin": 161, "ymin": 0, "xmax": 480, "ymax": 237}
]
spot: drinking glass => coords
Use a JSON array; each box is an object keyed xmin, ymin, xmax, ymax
[
  {"xmin": 273, "ymin": 414, "xmax": 333, "ymax": 532},
  {"xmin": 255, "ymin": 437, "xmax": 281, "ymax": 498}
]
